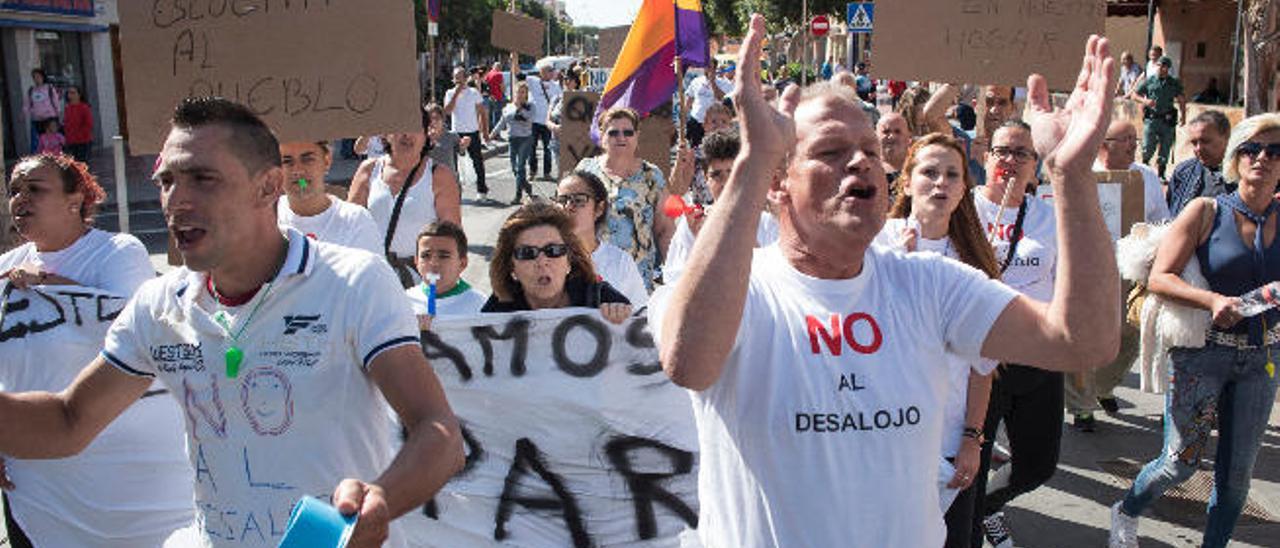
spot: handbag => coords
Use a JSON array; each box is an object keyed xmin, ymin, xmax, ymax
[{"xmin": 383, "ymin": 156, "xmax": 426, "ymax": 289}]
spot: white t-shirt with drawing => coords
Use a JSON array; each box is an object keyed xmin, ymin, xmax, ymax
[
  {"xmin": 101, "ymin": 230, "xmax": 419, "ymax": 548},
  {"xmin": 277, "ymin": 196, "xmax": 383, "ymax": 255},
  {"xmin": 650, "ymin": 244, "xmax": 1016, "ymax": 547},
  {"xmin": 0, "ymin": 230, "xmax": 194, "ymax": 548}
]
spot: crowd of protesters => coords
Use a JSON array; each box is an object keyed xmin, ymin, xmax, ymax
[{"xmin": 0, "ymin": 12, "xmax": 1274, "ymax": 548}]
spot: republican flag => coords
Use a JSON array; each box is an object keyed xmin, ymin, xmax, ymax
[{"xmin": 595, "ymin": 0, "xmax": 709, "ymax": 132}]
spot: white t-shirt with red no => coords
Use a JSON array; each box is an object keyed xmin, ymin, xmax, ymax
[
  {"xmin": 650, "ymin": 244, "xmax": 1016, "ymax": 547},
  {"xmin": 973, "ymin": 192, "xmax": 1058, "ymax": 303}
]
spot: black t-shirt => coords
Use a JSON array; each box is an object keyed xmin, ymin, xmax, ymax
[{"xmin": 481, "ymin": 277, "xmax": 630, "ymax": 312}]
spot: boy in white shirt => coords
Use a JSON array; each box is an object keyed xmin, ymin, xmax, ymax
[
  {"xmin": 405, "ymin": 221, "xmax": 485, "ymax": 329},
  {"xmin": 276, "ymin": 140, "xmax": 382, "ymax": 254}
]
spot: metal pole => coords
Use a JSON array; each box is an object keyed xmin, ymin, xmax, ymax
[
  {"xmin": 112, "ymin": 136, "xmax": 130, "ymax": 234},
  {"xmin": 429, "ymin": 35, "xmax": 437, "ymax": 104},
  {"xmin": 509, "ymin": 0, "xmax": 518, "ymax": 103},
  {"xmin": 673, "ymin": 0, "xmax": 687, "ymax": 145},
  {"xmin": 802, "ymin": 0, "xmax": 809, "ymax": 86},
  {"xmin": 1230, "ymin": 0, "xmax": 1243, "ymax": 105}
]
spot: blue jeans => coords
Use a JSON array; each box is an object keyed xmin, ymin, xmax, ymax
[
  {"xmin": 1120, "ymin": 344, "xmax": 1280, "ymax": 548},
  {"xmin": 508, "ymin": 135, "xmax": 534, "ymax": 200}
]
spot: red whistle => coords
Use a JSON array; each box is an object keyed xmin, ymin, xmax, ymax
[
  {"xmin": 994, "ymin": 167, "xmax": 1012, "ymax": 180},
  {"xmin": 662, "ymin": 195, "xmax": 704, "ymax": 218}
]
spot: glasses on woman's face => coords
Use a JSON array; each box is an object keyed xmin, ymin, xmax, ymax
[
  {"xmin": 513, "ymin": 243, "xmax": 570, "ymax": 261},
  {"xmin": 990, "ymin": 146, "xmax": 1037, "ymax": 163},
  {"xmin": 552, "ymin": 192, "xmax": 592, "ymax": 208},
  {"xmin": 606, "ymin": 128, "xmax": 636, "ymax": 139},
  {"xmin": 1237, "ymin": 141, "xmax": 1280, "ymax": 161}
]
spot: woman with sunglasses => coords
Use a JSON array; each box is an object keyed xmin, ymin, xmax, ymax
[
  {"xmin": 875, "ymin": 134, "xmax": 1001, "ymax": 548},
  {"xmin": 575, "ymin": 107, "xmax": 692, "ymax": 290},
  {"xmin": 553, "ymin": 170, "xmax": 648, "ymax": 307},
  {"xmin": 482, "ymin": 202, "xmax": 632, "ymax": 324},
  {"xmin": 1110, "ymin": 114, "xmax": 1280, "ymax": 548},
  {"xmin": 970, "ymin": 121, "xmax": 1063, "ymax": 548}
]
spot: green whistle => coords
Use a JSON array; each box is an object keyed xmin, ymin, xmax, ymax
[{"xmin": 296, "ymin": 178, "xmax": 309, "ymax": 190}]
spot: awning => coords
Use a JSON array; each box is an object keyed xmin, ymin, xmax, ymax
[{"xmin": 0, "ymin": 17, "xmax": 107, "ymax": 33}]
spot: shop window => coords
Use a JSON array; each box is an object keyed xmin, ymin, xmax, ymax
[{"xmin": 34, "ymin": 30, "xmax": 85, "ymax": 90}]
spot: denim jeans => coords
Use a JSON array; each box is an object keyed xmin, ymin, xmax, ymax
[
  {"xmin": 508, "ymin": 135, "xmax": 534, "ymax": 200},
  {"xmin": 1120, "ymin": 343, "xmax": 1280, "ymax": 548}
]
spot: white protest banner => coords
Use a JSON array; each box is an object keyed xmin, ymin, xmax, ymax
[
  {"xmin": 398, "ymin": 309, "xmax": 699, "ymax": 547},
  {"xmin": 118, "ymin": 0, "xmax": 421, "ymax": 154},
  {"xmin": 873, "ymin": 0, "xmax": 1105, "ymax": 89}
]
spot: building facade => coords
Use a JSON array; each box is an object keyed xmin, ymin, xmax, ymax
[{"xmin": 0, "ymin": 0, "xmax": 120, "ymax": 162}]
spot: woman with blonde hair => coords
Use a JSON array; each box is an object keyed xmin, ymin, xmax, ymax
[
  {"xmin": 877, "ymin": 133, "xmax": 1000, "ymax": 548},
  {"xmin": 1110, "ymin": 113, "xmax": 1280, "ymax": 548}
]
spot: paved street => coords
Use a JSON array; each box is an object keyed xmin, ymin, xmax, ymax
[{"xmin": 83, "ymin": 145, "xmax": 1280, "ymax": 547}]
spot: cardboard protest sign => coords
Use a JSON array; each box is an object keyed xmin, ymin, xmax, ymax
[
  {"xmin": 398, "ymin": 310, "xmax": 699, "ymax": 546},
  {"xmin": 118, "ymin": 0, "xmax": 421, "ymax": 154},
  {"xmin": 492, "ymin": 10, "xmax": 546, "ymax": 58},
  {"xmin": 1036, "ymin": 170, "xmax": 1144, "ymax": 240},
  {"xmin": 558, "ymin": 92, "xmax": 676, "ymax": 177},
  {"xmin": 873, "ymin": 0, "xmax": 1105, "ymax": 89},
  {"xmin": 598, "ymin": 26, "xmax": 631, "ymax": 68}
]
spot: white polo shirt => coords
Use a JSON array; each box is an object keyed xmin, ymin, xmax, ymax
[
  {"xmin": 101, "ymin": 229, "xmax": 419, "ymax": 548},
  {"xmin": 445, "ymin": 86, "xmax": 486, "ymax": 134},
  {"xmin": 277, "ymin": 196, "xmax": 383, "ymax": 255}
]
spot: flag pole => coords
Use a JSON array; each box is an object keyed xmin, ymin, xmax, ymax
[
  {"xmin": 509, "ymin": 0, "xmax": 519, "ymax": 107},
  {"xmin": 673, "ymin": 0, "xmax": 688, "ymax": 146}
]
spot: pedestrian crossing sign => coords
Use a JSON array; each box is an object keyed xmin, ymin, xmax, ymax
[{"xmin": 848, "ymin": 2, "xmax": 874, "ymax": 34}]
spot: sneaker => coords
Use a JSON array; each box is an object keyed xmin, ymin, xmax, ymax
[
  {"xmin": 981, "ymin": 512, "xmax": 1014, "ymax": 548},
  {"xmin": 1073, "ymin": 412, "xmax": 1097, "ymax": 432},
  {"xmin": 991, "ymin": 441, "xmax": 1012, "ymax": 465},
  {"xmin": 1099, "ymin": 397, "xmax": 1120, "ymax": 415},
  {"xmin": 1109, "ymin": 502, "xmax": 1139, "ymax": 548}
]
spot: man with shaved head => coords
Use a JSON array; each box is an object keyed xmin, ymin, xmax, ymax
[
  {"xmin": 652, "ymin": 13, "xmax": 1121, "ymax": 547},
  {"xmin": 877, "ymin": 112, "xmax": 910, "ymax": 183}
]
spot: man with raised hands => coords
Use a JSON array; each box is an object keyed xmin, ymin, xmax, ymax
[{"xmin": 651, "ymin": 13, "xmax": 1121, "ymax": 547}]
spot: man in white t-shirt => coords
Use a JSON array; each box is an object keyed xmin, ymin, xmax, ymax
[
  {"xmin": 445, "ymin": 67, "xmax": 489, "ymax": 197},
  {"xmin": 277, "ymin": 140, "xmax": 382, "ymax": 254},
  {"xmin": 1063, "ymin": 119, "xmax": 1172, "ymax": 431},
  {"xmin": 0, "ymin": 98, "xmax": 464, "ymax": 548},
  {"xmin": 664, "ymin": 129, "xmax": 777, "ymax": 282},
  {"xmin": 526, "ymin": 62, "xmax": 563, "ymax": 180},
  {"xmin": 652, "ymin": 14, "xmax": 1120, "ymax": 548},
  {"xmin": 405, "ymin": 221, "xmax": 485, "ymax": 328},
  {"xmin": 684, "ymin": 62, "xmax": 734, "ymax": 147}
]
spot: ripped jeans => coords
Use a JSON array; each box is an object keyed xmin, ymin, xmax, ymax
[{"xmin": 1120, "ymin": 343, "xmax": 1279, "ymax": 548}]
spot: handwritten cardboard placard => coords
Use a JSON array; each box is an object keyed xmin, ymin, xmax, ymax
[
  {"xmin": 598, "ymin": 26, "xmax": 631, "ymax": 68},
  {"xmin": 1037, "ymin": 170, "xmax": 1144, "ymax": 240},
  {"xmin": 118, "ymin": 0, "xmax": 421, "ymax": 154},
  {"xmin": 558, "ymin": 92, "xmax": 675, "ymax": 177},
  {"xmin": 492, "ymin": 10, "xmax": 545, "ymax": 58},
  {"xmin": 399, "ymin": 310, "xmax": 698, "ymax": 546},
  {"xmin": 873, "ymin": 0, "xmax": 1105, "ymax": 90}
]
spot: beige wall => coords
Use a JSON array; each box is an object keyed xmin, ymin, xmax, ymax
[
  {"xmin": 1154, "ymin": 0, "xmax": 1236, "ymax": 98},
  {"xmin": 1106, "ymin": 16, "xmax": 1150, "ymax": 67}
]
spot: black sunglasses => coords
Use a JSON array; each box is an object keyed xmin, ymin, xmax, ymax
[
  {"xmin": 552, "ymin": 193, "xmax": 593, "ymax": 207},
  {"xmin": 513, "ymin": 243, "xmax": 570, "ymax": 261},
  {"xmin": 1237, "ymin": 141, "xmax": 1280, "ymax": 160},
  {"xmin": 606, "ymin": 129, "xmax": 636, "ymax": 138}
]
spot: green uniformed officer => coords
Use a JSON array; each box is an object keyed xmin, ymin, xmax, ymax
[{"xmin": 1130, "ymin": 56, "xmax": 1186, "ymax": 179}]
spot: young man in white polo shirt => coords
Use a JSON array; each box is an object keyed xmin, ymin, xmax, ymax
[
  {"xmin": 652, "ymin": 14, "xmax": 1121, "ymax": 547},
  {"xmin": 0, "ymin": 98, "xmax": 463, "ymax": 548},
  {"xmin": 445, "ymin": 66, "xmax": 489, "ymax": 200},
  {"xmin": 277, "ymin": 140, "xmax": 382, "ymax": 254}
]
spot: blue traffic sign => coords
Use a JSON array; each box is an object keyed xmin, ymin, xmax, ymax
[{"xmin": 847, "ymin": 2, "xmax": 874, "ymax": 34}]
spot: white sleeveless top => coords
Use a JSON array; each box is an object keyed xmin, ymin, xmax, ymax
[{"xmin": 367, "ymin": 156, "xmax": 437, "ymax": 258}]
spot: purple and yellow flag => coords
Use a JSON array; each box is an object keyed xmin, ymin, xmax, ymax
[{"xmin": 595, "ymin": 0, "xmax": 709, "ymax": 130}]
